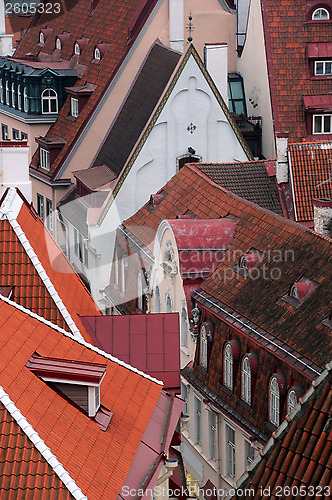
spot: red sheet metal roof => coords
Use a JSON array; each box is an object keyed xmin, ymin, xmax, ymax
[
  {"xmin": 0, "ymin": 188, "xmax": 101, "ymax": 340},
  {"xmin": 303, "ymin": 94, "xmax": 332, "ymax": 111},
  {"xmin": 0, "ymin": 295, "xmax": 162, "ymax": 500},
  {"xmin": 234, "ymin": 366, "xmax": 332, "ymax": 499},
  {"xmin": 288, "ymin": 141, "xmax": 332, "ymax": 221},
  {"xmin": 80, "ymin": 313, "xmax": 180, "ymax": 390},
  {"xmin": 0, "ymin": 401, "xmax": 73, "ymax": 500}
]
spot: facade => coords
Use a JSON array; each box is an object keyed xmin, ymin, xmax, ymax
[
  {"xmin": 0, "ymin": 140, "xmax": 31, "ymax": 200},
  {"xmin": 178, "ymin": 166, "xmax": 332, "ymax": 496}
]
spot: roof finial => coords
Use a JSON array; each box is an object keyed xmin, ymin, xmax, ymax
[{"xmin": 186, "ymin": 11, "xmax": 194, "ymax": 43}]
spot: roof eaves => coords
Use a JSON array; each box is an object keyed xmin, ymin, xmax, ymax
[
  {"xmin": 0, "ymin": 385, "xmax": 88, "ymax": 500},
  {"xmin": 0, "ymin": 293, "xmax": 164, "ymax": 385},
  {"xmin": 96, "ymin": 44, "xmax": 253, "ymax": 226},
  {"xmin": 0, "ymin": 188, "xmax": 84, "ymax": 340}
]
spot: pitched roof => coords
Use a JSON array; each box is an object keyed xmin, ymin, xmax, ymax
[
  {"xmin": 233, "ymin": 362, "xmax": 332, "ymax": 498},
  {"xmin": 0, "ymin": 294, "xmax": 163, "ymax": 500},
  {"xmin": 0, "ymin": 188, "xmax": 101, "ymax": 340},
  {"xmin": 262, "ymin": 0, "xmax": 332, "ymax": 141},
  {"xmin": 92, "ymin": 42, "xmax": 182, "ymax": 177},
  {"xmin": 16, "ymin": 0, "xmax": 159, "ymax": 177},
  {"xmin": 0, "ymin": 396, "xmax": 76, "ymax": 500},
  {"xmin": 74, "ymin": 166, "xmax": 117, "ymax": 190},
  {"xmin": 80, "ymin": 313, "xmax": 180, "ymax": 390},
  {"xmin": 195, "ymin": 161, "xmax": 284, "ymax": 216},
  {"xmin": 288, "ymin": 141, "xmax": 332, "ymax": 222}
]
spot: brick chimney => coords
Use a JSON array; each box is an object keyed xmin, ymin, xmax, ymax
[
  {"xmin": 312, "ymin": 199, "xmax": 332, "ymax": 237},
  {"xmin": 275, "ymin": 132, "xmax": 289, "ymax": 184}
]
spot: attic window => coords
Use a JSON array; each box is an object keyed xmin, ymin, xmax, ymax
[
  {"xmin": 26, "ymin": 353, "xmax": 112, "ymax": 428},
  {"xmin": 283, "ymin": 277, "xmax": 318, "ymax": 307},
  {"xmin": 236, "ymin": 249, "xmax": 264, "ymax": 276},
  {"xmin": 39, "ymin": 32, "xmax": 44, "ymax": 44},
  {"xmin": 94, "ymin": 47, "xmax": 100, "ymax": 60},
  {"xmin": 56, "ymin": 38, "xmax": 62, "ymax": 50},
  {"xmin": 312, "ymin": 7, "xmax": 330, "ymax": 19},
  {"xmin": 74, "ymin": 43, "xmax": 80, "ymax": 55}
]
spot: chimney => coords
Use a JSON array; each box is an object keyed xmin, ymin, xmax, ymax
[
  {"xmin": 204, "ymin": 43, "xmax": 228, "ymax": 103},
  {"xmin": 275, "ymin": 132, "xmax": 289, "ymax": 184},
  {"xmin": 0, "ymin": 0, "xmax": 13, "ymax": 56},
  {"xmin": 169, "ymin": 0, "xmax": 184, "ymax": 53},
  {"xmin": 312, "ymin": 198, "xmax": 332, "ymax": 238}
]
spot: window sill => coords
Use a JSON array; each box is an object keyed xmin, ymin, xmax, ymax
[
  {"xmin": 220, "ymin": 384, "xmax": 233, "ymax": 397},
  {"xmin": 264, "ymin": 420, "xmax": 278, "ymax": 433},
  {"xmin": 239, "ymin": 399, "xmax": 251, "ymax": 411},
  {"xmin": 310, "ymin": 75, "xmax": 332, "ymax": 80},
  {"xmin": 66, "ymin": 115, "xmax": 77, "ymax": 121}
]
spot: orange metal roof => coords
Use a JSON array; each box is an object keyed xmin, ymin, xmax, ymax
[
  {"xmin": 0, "ymin": 188, "xmax": 101, "ymax": 340},
  {"xmin": 0, "ymin": 295, "xmax": 162, "ymax": 500}
]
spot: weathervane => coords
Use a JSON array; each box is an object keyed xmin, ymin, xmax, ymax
[{"xmin": 186, "ymin": 12, "xmax": 194, "ymax": 43}]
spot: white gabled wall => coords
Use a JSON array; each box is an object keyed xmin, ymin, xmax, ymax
[{"xmin": 0, "ymin": 144, "xmax": 31, "ymax": 202}]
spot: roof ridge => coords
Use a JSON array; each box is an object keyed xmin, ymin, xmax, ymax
[
  {"xmin": 289, "ymin": 140, "xmax": 332, "ymax": 147},
  {"xmin": 0, "ymin": 188, "xmax": 84, "ymax": 340},
  {"xmin": 0, "ymin": 292, "xmax": 163, "ymax": 385},
  {"xmin": 0, "ymin": 385, "xmax": 88, "ymax": 500},
  {"xmin": 234, "ymin": 360, "xmax": 332, "ymax": 493}
]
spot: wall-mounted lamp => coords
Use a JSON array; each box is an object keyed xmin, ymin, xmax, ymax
[{"xmin": 156, "ymin": 458, "xmax": 178, "ymax": 486}]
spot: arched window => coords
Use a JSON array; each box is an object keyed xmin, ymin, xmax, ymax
[
  {"xmin": 181, "ymin": 308, "xmax": 188, "ymax": 348},
  {"xmin": 56, "ymin": 38, "xmax": 62, "ymax": 50},
  {"xmin": 41, "ymin": 88, "xmax": 58, "ymax": 114},
  {"xmin": 94, "ymin": 47, "xmax": 100, "ymax": 60},
  {"xmin": 74, "ymin": 42, "xmax": 80, "ymax": 55},
  {"xmin": 11, "ymin": 83, "xmax": 15, "ymax": 108},
  {"xmin": 269, "ymin": 377, "xmax": 280, "ymax": 426},
  {"xmin": 23, "ymin": 87, "xmax": 28, "ymax": 112},
  {"xmin": 224, "ymin": 344, "xmax": 233, "ymax": 390},
  {"xmin": 0, "ymin": 79, "xmax": 3, "ymax": 103},
  {"xmin": 312, "ymin": 7, "xmax": 329, "ymax": 19},
  {"xmin": 154, "ymin": 286, "xmax": 160, "ymax": 313},
  {"xmin": 165, "ymin": 291, "xmax": 172, "ymax": 313},
  {"xmin": 200, "ymin": 324, "xmax": 208, "ymax": 368},
  {"xmin": 5, "ymin": 81, "xmax": 10, "ymax": 105},
  {"xmin": 17, "ymin": 85, "xmax": 21, "ymax": 110},
  {"xmin": 137, "ymin": 272, "xmax": 143, "ymax": 310},
  {"xmin": 39, "ymin": 31, "xmax": 44, "ymax": 44},
  {"xmin": 287, "ymin": 389, "xmax": 297, "ymax": 415},
  {"xmin": 241, "ymin": 357, "xmax": 251, "ymax": 404}
]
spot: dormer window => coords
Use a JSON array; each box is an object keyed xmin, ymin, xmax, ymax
[
  {"xmin": 40, "ymin": 148, "xmax": 50, "ymax": 170},
  {"xmin": 315, "ymin": 60, "xmax": 332, "ymax": 75},
  {"xmin": 269, "ymin": 373, "xmax": 287, "ymax": 427},
  {"xmin": 56, "ymin": 37, "xmax": 62, "ymax": 50},
  {"xmin": 41, "ymin": 88, "xmax": 58, "ymax": 114},
  {"xmin": 94, "ymin": 47, "xmax": 100, "ymax": 60},
  {"xmin": 23, "ymin": 87, "xmax": 28, "ymax": 112},
  {"xmin": 39, "ymin": 31, "xmax": 45, "ymax": 44},
  {"xmin": 287, "ymin": 389, "xmax": 297, "ymax": 415},
  {"xmin": 73, "ymin": 38, "xmax": 88, "ymax": 56},
  {"xmin": 237, "ymin": 248, "xmax": 264, "ymax": 276},
  {"xmin": 71, "ymin": 97, "xmax": 79, "ymax": 117},
  {"xmin": 200, "ymin": 322, "xmax": 214, "ymax": 369},
  {"xmin": 5, "ymin": 81, "xmax": 9, "ymax": 105},
  {"xmin": 11, "ymin": 83, "xmax": 15, "ymax": 108},
  {"xmin": 283, "ymin": 277, "xmax": 318, "ymax": 307},
  {"xmin": 313, "ymin": 114, "xmax": 332, "ymax": 134},
  {"xmin": 223, "ymin": 340, "xmax": 241, "ymax": 391},
  {"xmin": 312, "ymin": 7, "xmax": 330, "ymax": 19},
  {"xmin": 74, "ymin": 42, "xmax": 80, "ymax": 55},
  {"xmin": 26, "ymin": 353, "xmax": 111, "ymax": 427},
  {"xmin": 39, "ymin": 27, "xmax": 52, "ymax": 45}
]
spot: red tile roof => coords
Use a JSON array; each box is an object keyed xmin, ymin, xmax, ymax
[
  {"xmin": 0, "ymin": 294, "xmax": 162, "ymax": 500},
  {"xmin": 0, "ymin": 400, "xmax": 74, "ymax": 500},
  {"xmin": 14, "ymin": 0, "xmax": 158, "ymax": 178},
  {"xmin": 233, "ymin": 364, "xmax": 332, "ymax": 499},
  {"xmin": 288, "ymin": 141, "xmax": 332, "ymax": 222},
  {"xmin": 80, "ymin": 313, "xmax": 180, "ymax": 390},
  {"xmin": 0, "ymin": 188, "xmax": 101, "ymax": 340},
  {"xmin": 262, "ymin": 0, "xmax": 332, "ymax": 141}
]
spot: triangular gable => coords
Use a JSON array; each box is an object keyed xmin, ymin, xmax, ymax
[
  {"xmin": 0, "ymin": 188, "xmax": 101, "ymax": 341},
  {"xmin": 39, "ymin": 67, "xmax": 60, "ymax": 77},
  {"xmin": 97, "ymin": 44, "xmax": 253, "ymax": 225}
]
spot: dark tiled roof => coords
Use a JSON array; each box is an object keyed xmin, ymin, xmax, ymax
[
  {"xmin": 234, "ymin": 366, "xmax": 332, "ymax": 499},
  {"xmin": 15, "ymin": 0, "xmax": 159, "ymax": 177},
  {"xmin": 196, "ymin": 161, "xmax": 284, "ymax": 215},
  {"xmin": 0, "ymin": 402, "xmax": 73, "ymax": 499},
  {"xmin": 92, "ymin": 42, "xmax": 181, "ymax": 176},
  {"xmin": 262, "ymin": 0, "xmax": 332, "ymax": 142},
  {"xmin": 74, "ymin": 165, "xmax": 117, "ymax": 190},
  {"xmin": 288, "ymin": 141, "xmax": 332, "ymax": 222}
]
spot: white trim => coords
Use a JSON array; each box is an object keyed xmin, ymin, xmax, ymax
[
  {"xmin": 0, "ymin": 386, "xmax": 88, "ymax": 500},
  {"xmin": 0, "ymin": 292, "xmax": 163, "ymax": 385}
]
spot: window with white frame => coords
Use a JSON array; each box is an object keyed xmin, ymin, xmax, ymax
[
  {"xmin": 287, "ymin": 389, "xmax": 297, "ymax": 415},
  {"xmin": 315, "ymin": 60, "xmax": 332, "ymax": 75},
  {"xmin": 241, "ymin": 356, "xmax": 251, "ymax": 404},
  {"xmin": 5, "ymin": 81, "xmax": 10, "ymax": 105},
  {"xmin": 21, "ymin": 131, "xmax": 28, "ymax": 141},
  {"xmin": 46, "ymin": 198, "xmax": 53, "ymax": 232},
  {"xmin": 37, "ymin": 194, "xmax": 44, "ymax": 220},
  {"xmin": 17, "ymin": 85, "xmax": 21, "ymax": 110},
  {"xmin": 224, "ymin": 344, "xmax": 233, "ymax": 390},
  {"xmin": 137, "ymin": 271, "xmax": 143, "ymax": 310},
  {"xmin": 41, "ymin": 88, "xmax": 58, "ymax": 114},
  {"xmin": 200, "ymin": 324, "xmax": 208, "ymax": 368},
  {"xmin": 154, "ymin": 286, "xmax": 160, "ymax": 313},
  {"xmin": 94, "ymin": 47, "xmax": 100, "ymax": 60},
  {"xmin": 312, "ymin": 7, "xmax": 329, "ymax": 19},
  {"xmin": 208, "ymin": 411, "xmax": 217, "ymax": 460},
  {"xmin": 193, "ymin": 394, "xmax": 202, "ymax": 445},
  {"xmin": 74, "ymin": 42, "xmax": 80, "ymax": 55},
  {"xmin": 313, "ymin": 114, "xmax": 332, "ymax": 134},
  {"xmin": 225, "ymin": 423, "xmax": 236, "ymax": 478},
  {"xmin": 1, "ymin": 123, "xmax": 8, "ymax": 140},
  {"xmin": 23, "ymin": 87, "xmax": 28, "ymax": 112},
  {"xmin": 269, "ymin": 377, "xmax": 280, "ymax": 427},
  {"xmin": 181, "ymin": 308, "xmax": 188, "ymax": 348},
  {"xmin": 11, "ymin": 83, "xmax": 15, "ymax": 107},
  {"xmin": 39, "ymin": 31, "xmax": 45, "ymax": 43},
  {"xmin": 40, "ymin": 148, "xmax": 50, "ymax": 170},
  {"xmin": 244, "ymin": 440, "xmax": 255, "ymax": 468},
  {"xmin": 71, "ymin": 97, "xmax": 79, "ymax": 117},
  {"xmin": 56, "ymin": 37, "xmax": 62, "ymax": 50},
  {"xmin": 0, "ymin": 79, "xmax": 3, "ymax": 103},
  {"xmin": 73, "ymin": 228, "xmax": 88, "ymax": 266},
  {"xmin": 12, "ymin": 128, "xmax": 19, "ymax": 140},
  {"xmin": 181, "ymin": 382, "xmax": 188, "ymax": 416}
]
